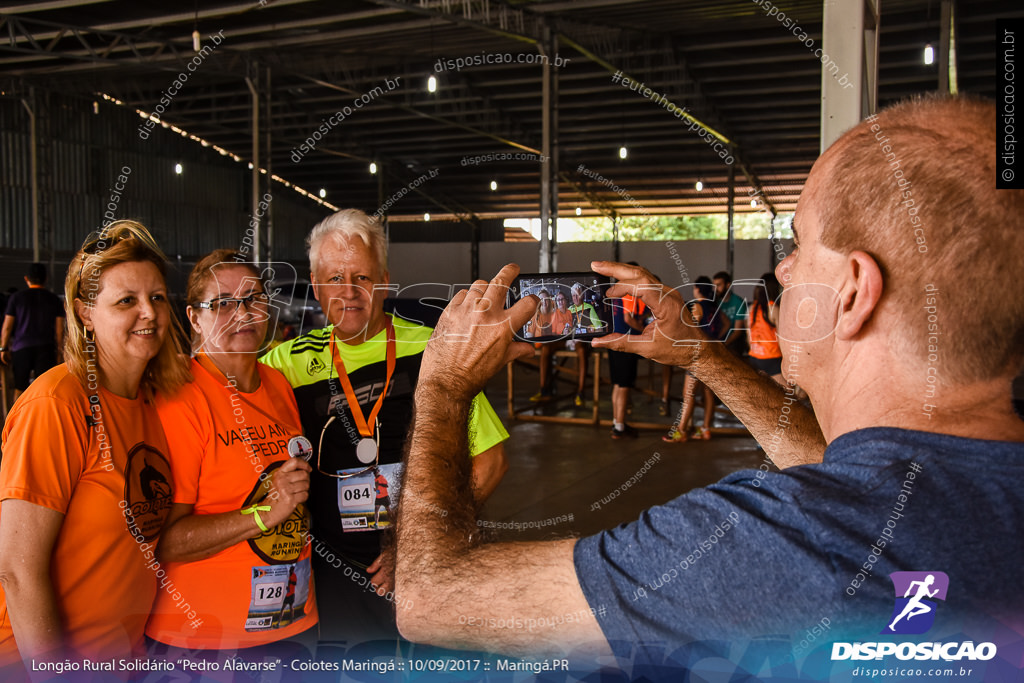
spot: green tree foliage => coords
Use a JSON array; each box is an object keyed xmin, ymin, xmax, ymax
[{"xmin": 564, "ymin": 212, "xmax": 793, "ymax": 242}]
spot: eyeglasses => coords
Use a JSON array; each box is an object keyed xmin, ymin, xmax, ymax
[
  {"xmin": 317, "ymin": 415, "xmax": 379, "ymax": 479},
  {"xmin": 194, "ymin": 292, "xmax": 271, "ymax": 313}
]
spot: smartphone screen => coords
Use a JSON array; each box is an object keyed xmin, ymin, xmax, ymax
[{"xmin": 507, "ymin": 272, "xmax": 612, "ymax": 343}]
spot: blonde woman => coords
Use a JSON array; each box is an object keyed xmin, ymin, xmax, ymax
[{"xmin": 0, "ymin": 221, "xmax": 189, "ymax": 673}]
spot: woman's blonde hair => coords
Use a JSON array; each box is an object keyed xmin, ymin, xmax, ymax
[{"xmin": 64, "ymin": 220, "xmax": 190, "ymax": 397}]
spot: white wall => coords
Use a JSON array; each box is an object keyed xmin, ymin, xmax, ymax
[{"xmin": 389, "ymin": 239, "xmax": 793, "ymax": 300}]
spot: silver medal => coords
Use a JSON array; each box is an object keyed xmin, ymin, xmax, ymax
[{"xmin": 356, "ymin": 437, "xmax": 378, "ymax": 464}]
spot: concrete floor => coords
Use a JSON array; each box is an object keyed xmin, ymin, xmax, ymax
[{"xmin": 478, "ymin": 354, "xmax": 773, "ymax": 542}]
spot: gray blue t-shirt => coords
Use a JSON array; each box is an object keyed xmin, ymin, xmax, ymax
[{"xmin": 574, "ymin": 427, "xmax": 1024, "ymax": 678}]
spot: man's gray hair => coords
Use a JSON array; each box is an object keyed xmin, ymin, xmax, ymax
[{"xmin": 307, "ymin": 209, "xmax": 388, "ymax": 275}]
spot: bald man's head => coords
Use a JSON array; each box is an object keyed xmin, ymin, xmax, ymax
[{"xmin": 812, "ymin": 96, "xmax": 1024, "ymax": 384}]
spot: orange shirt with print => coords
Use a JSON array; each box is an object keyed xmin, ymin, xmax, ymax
[
  {"xmin": 146, "ymin": 358, "xmax": 318, "ymax": 649},
  {"xmin": 550, "ymin": 309, "xmax": 573, "ymax": 336},
  {"xmin": 0, "ymin": 364, "xmax": 174, "ymax": 667}
]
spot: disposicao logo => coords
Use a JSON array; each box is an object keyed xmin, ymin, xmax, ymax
[
  {"xmin": 831, "ymin": 571, "xmax": 997, "ymax": 662},
  {"xmin": 883, "ymin": 571, "xmax": 948, "ymax": 635}
]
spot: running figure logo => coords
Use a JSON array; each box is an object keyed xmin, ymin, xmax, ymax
[{"xmin": 882, "ymin": 571, "xmax": 949, "ymax": 634}]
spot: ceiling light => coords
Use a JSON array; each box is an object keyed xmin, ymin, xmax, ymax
[
  {"xmin": 424, "ymin": 213, "xmax": 431, "ymax": 222},
  {"xmin": 924, "ymin": 44, "xmax": 934, "ymax": 65},
  {"xmin": 192, "ymin": 30, "xmax": 201, "ymax": 52},
  {"xmin": 490, "ymin": 180, "xmax": 497, "ymax": 191},
  {"xmin": 427, "ymin": 75, "xmax": 437, "ymax": 93},
  {"xmin": 174, "ymin": 163, "xmax": 183, "ymax": 175},
  {"xmin": 369, "ymin": 162, "xmax": 377, "ymax": 174},
  {"xmin": 619, "ymin": 146, "xmax": 628, "ymax": 159},
  {"xmin": 695, "ymin": 180, "xmax": 703, "ymax": 192},
  {"xmin": 92, "ymin": 101, "xmax": 99, "ymax": 115},
  {"xmin": 319, "ymin": 188, "xmax": 326, "ymax": 198},
  {"xmin": 575, "ymin": 207, "xmax": 582, "ymax": 216},
  {"xmin": 750, "ymin": 198, "xmax": 758, "ymax": 208}
]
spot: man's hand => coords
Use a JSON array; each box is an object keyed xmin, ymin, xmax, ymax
[
  {"xmin": 420, "ymin": 264, "xmax": 538, "ymax": 403},
  {"xmin": 0, "ymin": 349, "xmax": 9, "ymax": 366},
  {"xmin": 367, "ymin": 550, "xmax": 394, "ymax": 596},
  {"xmin": 590, "ymin": 261, "xmax": 708, "ymax": 368}
]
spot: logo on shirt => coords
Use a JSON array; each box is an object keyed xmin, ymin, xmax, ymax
[
  {"xmin": 882, "ymin": 571, "xmax": 948, "ymax": 634},
  {"xmin": 123, "ymin": 443, "xmax": 173, "ymax": 541},
  {"xmin": 243, "ymin": 460, "xmax": 311, "ymax": 564},
  {"xmin": 307, "ymin": 357, "xmax": 326, "ymax": 376}
]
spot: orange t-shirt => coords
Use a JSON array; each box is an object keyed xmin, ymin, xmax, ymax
[
  {"xmin": 0, "ymin": 364, "xmax": 173, "ymax": 667},
  {"xmin": 550, "ymin": 309, "xmax": 573, "ymax": 336},
  {"xmin": 748, "ymin": 300, "xmax": 781, "ymax": 359},
  {"xmin": 145, "ymin": 358, "xmax": 318, "ymax": 649}
]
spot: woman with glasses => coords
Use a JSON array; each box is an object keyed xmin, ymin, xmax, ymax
[
  {"xmin": 0, "ymin": 221, "xmax": 189, "ymax": 671},
  {"xmin": 145, "ymin": 249, "xmax": 316, "ymax": 657}
]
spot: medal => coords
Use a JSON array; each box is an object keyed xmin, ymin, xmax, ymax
[
  {"xmin": 329, "ymin": 319, "xmax": 397, "ymax": 465},
  {"xmin": 356, "ymin": 437, "xmax": 378, "ymax": 464},
  {"xmin": 288, "ymin": 435, "xmax": 313, "ymax": 460}
]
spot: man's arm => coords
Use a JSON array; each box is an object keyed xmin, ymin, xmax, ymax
[
  {"xmin": 0, "ymin": 314, "xmax": 14, "ymax": 365},
  {"xmin": 395, "ymin": 267, "xmax": 611, "ymax": 657},
  {"xmin": 592, "ymin": 262, "xmax": 825, "ymax": 468}
]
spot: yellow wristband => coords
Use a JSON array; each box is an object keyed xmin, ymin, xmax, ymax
[{"xmin": 241, "ymin": 504, "xmax": 272, "ymax": 532}]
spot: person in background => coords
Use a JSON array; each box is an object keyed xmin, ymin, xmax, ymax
[
  {"xmin": 0, "ymin": 221, "xmax": 189, "ymax": 675},
  {"xmin": 526, "ymin": 288, "xmax": 553, "ymax": 339},
  {"xmin": 664, "ymin": 276, "xmax": 728, "ymax": 442},
  {"xmin": 747, "ymin": 272, "xmax": 785, "ymax": 386},
  {"xmin": 713, "ymin": 270, "xmax": 748, "ymax": 356},
  {"xmin": 608, "ymin": 263, "xmax": 646, "ymax": 439},
  {"xmin": 0, "ymin": 263, "xmax": 65, "ymax": 403},
  {"xmin": 146, "ymin": 249, "xmax": 316, "ymax": 660},
  {"xmin": 531, "ymin": 290, "xmax": 584, "ymax": 403}
]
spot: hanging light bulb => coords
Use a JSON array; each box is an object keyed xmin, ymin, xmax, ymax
[
  {"xmin": 923, "ymin": 44, "xmax": 934, "ymax": 65},
  {"xmin": 319, "ymin": 188, "xmax": 326, "ymax": 198},
  {"xmin": 92, "ymin": 101, "xmax": 99, "ymax": 115},
  {"xmin": 174, "ymin": 163, "xmax": 183, "ymax": 175},
  {"xmin": 575, "ymin": 207, "xmax": 582, "ymax": 216},
  {"xmin": 619, "ymin": 146, "xmax": 628, "ymax": 159},
  {"xmin": 369, "ymin": 162, "xmax": 378, "ymax": 174},
  {"xmin": 490, "ymin": 180, "xmax": 497, "ymax": 191},
  {"xmin": 192, "ymin": 30, "xmax": 201, "ymax": 52},
  {"xmin": 695, "ymin": 180, "xmax": 703, "ymax": 192},
  {"xmin": 427, "ymin": 75, "xmax": 437, "ymax": 93},
  {"xmin": 423, "ymin": 213, "xmax": 431, "ymax": 222},
  {"xmin": 750, "ymin": 198, "xmax": 758, "ymax": 208}
]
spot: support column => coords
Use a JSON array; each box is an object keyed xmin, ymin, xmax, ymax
[
  {"xmin": 939, "ymin": 0, "xmax": 957, "ymax": 94},
  {"xmin": 470, "ymin": 218, "xmax": 481, "ymax": 281},
  {"xmin": 612, "ymin": 215, "xmax": 620, "ymax": 263},
  {"xmin": 726, "ymin": 162, "xmax": 735, "ymax": 275},
  {"xmin": 20, "ymin": 90, "xmax": 39, "ymax": 262},
  {"xmin": 264, "ymin": 66, "xmax": 273, "ymax": 263},
  {"xmin": 538, "ymin": 23, "xmax": 558, "ymax": 272},
  {"xmin": 821, "ymin": 0, "xmax": 879, "ymax": 152},
  {"xmin": 245, "ymin": 71, "xmax": 261, "ymax": 263}
]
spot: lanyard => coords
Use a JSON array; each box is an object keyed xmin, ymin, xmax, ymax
[
  {"xmin": 194, "ymin": 353, "xmax": 285, "ymax": 428},
  {"xmin": 329, "ymin": 318, "xmax": 396, "ymax": 438}
]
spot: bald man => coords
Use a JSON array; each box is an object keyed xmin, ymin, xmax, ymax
[{"xmin": 393, "ymin": 97, "xmax": 1024, "ymax": 676}]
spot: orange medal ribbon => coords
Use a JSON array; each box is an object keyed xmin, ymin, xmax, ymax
[{"xmin": 329, "ymin": 318, "xmax": 397, "ymax": 440}]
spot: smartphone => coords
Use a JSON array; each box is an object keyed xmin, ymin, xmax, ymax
[{"xmin": 507, "ymin": 272, "xmax": 612, "ymax": 343}]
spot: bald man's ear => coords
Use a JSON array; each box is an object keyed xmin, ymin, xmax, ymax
[{"xmin": 834, "ymin": 250, "xmax": 883, "ymax": 341}]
